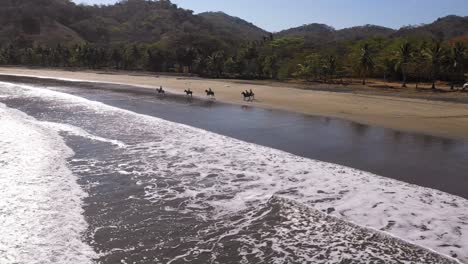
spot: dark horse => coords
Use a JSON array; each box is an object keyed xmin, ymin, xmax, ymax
[
  {"xmin": 184, "ymin": 89, "xmax": 193, "ymax": 97},
  {"xmin": 205, "ymin": 88, "xmax": 215, "ymax": 98},
  {"xmin": 156, "ymin": 86, "xmax": 165, "ymax": 94},
  {"xmin": 241, "ymin": 89, "xmax": 255, "ymax": 101}
]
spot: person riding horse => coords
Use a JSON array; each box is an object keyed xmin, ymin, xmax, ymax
[
  {"xmin": 156, "ymin": 86, "xmax": 165, "ymax": 94},
  {"xmin": 241, "ymin": 89, "xmax": 255, "ymax": 101},
  {"xmin": 205, "ymin": 88, "xmax": 215, "ymax": 98},
  {"xmin": 249, "ymin": 89, "xmax": 255, "ymax": 100},
  {"xmin": 184, "ymin": 88, "xmax": 193, "ymax": 97}
]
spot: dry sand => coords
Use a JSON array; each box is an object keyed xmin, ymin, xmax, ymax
[{"xmin": 1, "ymin": 67, "xmax": 468, "ymax": 140}]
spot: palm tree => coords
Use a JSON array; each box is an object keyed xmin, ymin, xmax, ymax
[
  {"xmin": 295, "ymin": 63, "xmax": 312, "ymax": 81},
  {"xmin": 207, "ymin": 51, "xmax": 225, "ymax": 77},
  {"xmin": 111, "ymin": 48, "xmax": 123, "ymax": 69},
  {"xmin": 396, "ymin": 41, "xmax": 412, "ymax": 88},
  {"xmin": 377, "ymin": 58, "xmax": 394, "ymax": 82},
  {"xmin": 295, "ymin": 54, "xmax": 320, "ymax": 81},
  {"xmin": 358, "ymin": 44, "xmax": 374, "ymax": 85},
  {"xmin": 262, "ymin": 55, "xmax": 278, "ymax": 79},
  {"xmin": 451, "ymin": 42, "xmax": 466, "ymax": 87},
  {"xmin": 325, "ymin": 55, "xmax": 337, "ymax": 82},
  {"xmin": 425, "ymin": 41, "xmax": 445, "ymax": 90},
  {"xmin": 412, "ymin": 42, "xmax": 428, "ymax": 89}
]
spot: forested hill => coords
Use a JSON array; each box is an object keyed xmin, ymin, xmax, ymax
[
  {"xmin": 276, "ymin": 24, "xmax": 397, "ymax": 44},
  {"xmin": 1, "ymin": 0, "xmax": 467, "ymax": 48},
  {"xmin": 199, "ymin": 12, "xmax": 268, "ymax": 41},
  {"xmin": 276, "ymin": 16, "xmax": 468, "ymax": 44},
  {"xmin": 0, "ymin": 0, "xmax": 86, "ymax": 47},
  {"xmin": 0, "ymin": 0, "xmax": 267, "ymax": 49},
  {"xmin": 394, "ymin": 15, "xmax": 468, "ymax": 40},
  {"xmin": 0, "ymin": 0, "xmax": 467, "ymax": 87}
]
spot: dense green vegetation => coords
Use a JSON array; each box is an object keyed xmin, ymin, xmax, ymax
[{"xmin": 0, "ymin": 0, "xmax": 467, "ymax": 88}]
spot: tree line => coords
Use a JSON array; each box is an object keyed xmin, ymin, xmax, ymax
[{"xmin": 0, "ymin": 35, "xmax": 466, "ymax": 89}]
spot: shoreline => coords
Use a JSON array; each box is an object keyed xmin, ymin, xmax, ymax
[{"xmin": 1, "ymin": 67, "xmax": 468, "ymax": 140}]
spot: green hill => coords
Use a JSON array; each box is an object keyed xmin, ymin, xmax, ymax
[
  {"xmin": 2, "ymin": 0, "xmax": 467, "ymax": 48},
  {"xmin": 394, "ymin": 15, "xmax": 468, "ymax": 40},
  {"xmin": 275, "ymin": 15, "xmax": 468, "ymax": 45},
  {"xmin": 0, "ymin": 0, "xmax": 466, "ymax": 86},
  {"xmin": 0, "ymin": 0, "xmax": 86, "ymax": 47},
  {"xmin": 199, "ymin": 11, "xmax": 268, "ymax": 41},
  {"xmin": 0, "ymin": 0, "xmax": 270, "ymax": 49}
]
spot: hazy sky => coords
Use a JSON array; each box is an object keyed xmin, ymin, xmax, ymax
[{"xmin": 71, "ymin": 0, "xmax": 468, "ymax": 32}]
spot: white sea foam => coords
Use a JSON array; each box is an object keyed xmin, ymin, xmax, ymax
[
  {"xmin": 1, "ymin": 81, "xmax": 468, "ymax": 262},
  {"xmin": 0, "ymin": 73, "xmax": 106, "ymax": 84},
  {"xmin": 168, "ymin": 197, "xmax": 458, "ymax": 263},
  {"xmin": 40, "ymin": 121, "xmax": 127, "ymax": 148},
  {"xmin": 0, "ymin": 103, "xmax": 97, "ymax": 263},
  {"xmin": 0, "ymin": 73, "xmax": 134, "ymax": 87}
]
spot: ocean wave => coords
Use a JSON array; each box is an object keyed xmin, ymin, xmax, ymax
[
  {"xmin": 167, "ymin": 196, "xmax": 458, "ymax": 263},
  {"xmin": 39, "ymin": 121, "xmax": 127, "ymax": 148},
  {"xmin": 0, "ymin": 103, "xmax": 98, "ymax": 264}
]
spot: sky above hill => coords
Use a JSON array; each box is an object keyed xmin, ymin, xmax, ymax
[{"xmin": 72, "ymin": 0, "xmax": 468, "ymax": 32}]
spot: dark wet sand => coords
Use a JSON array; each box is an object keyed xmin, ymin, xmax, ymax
[{"xmin": 2, "ymin": 75, "xmax": 467, "ymax": 199}]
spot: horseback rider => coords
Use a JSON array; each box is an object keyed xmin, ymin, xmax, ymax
[
  {"xmin": 156, "ymin": 85, "xmax": 164, "ymax": 94},
  {"xmin": 185, "ymin": 88, "xmax": 193, "ymax": 96},
  {"xmin": 249, "ymin": 89, "xmax": 255, "ymax": 100}
]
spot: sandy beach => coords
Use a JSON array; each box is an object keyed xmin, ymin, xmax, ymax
[{"xmin": 1, "ymin": 67, "xmax": 468, "ymax": 140}]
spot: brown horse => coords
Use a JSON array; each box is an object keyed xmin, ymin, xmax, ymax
[
  {"xmin": 205, "ymin": 88, "xmax": 215, "ymax": 98},
  {"xmin": 184, "ymin": 89, "xmax": 193, "ymax": 97},
  {"xmin": 241, "ymin": 89, "xmax": 255, "ymax": 101},
  {"xmin": 156, "ymin": 86, "xmax": 165, "ymax": 94}
]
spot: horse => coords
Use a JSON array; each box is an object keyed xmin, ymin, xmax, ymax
[
  {"xmin": 205, "ymin": 88, "xmax": 215, "ymax": 98},
  {"xmin": 156, "ymin": 86, "xmax": 165, "ymax": 94},
  {"xmin": 241, "ymin": 91, "xmax": 251, "ymax": 101},
  {"xmin": 241, "ymin": 90, "xmax": 255, "ymax": 101},
  {"xmin": 184, "ymin": 89, "xmax": 193, "ymax": 97}
]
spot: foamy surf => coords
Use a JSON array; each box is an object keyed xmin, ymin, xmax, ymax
[
  {"xmin": 1, "ymin": 81, "xmax": 467, "ymax": 263},
  {"xmin": 0, "ymin": 103, "xmax": 97, "ymax": 263}
]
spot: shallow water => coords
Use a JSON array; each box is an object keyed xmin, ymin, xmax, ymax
[
  {"xmin": 1, "ymin": 80, "xmax": 467, "ymax": 263},
  {"xmin": 35, "ymin": 79, "xmax": 468, "ymax": 199}
]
